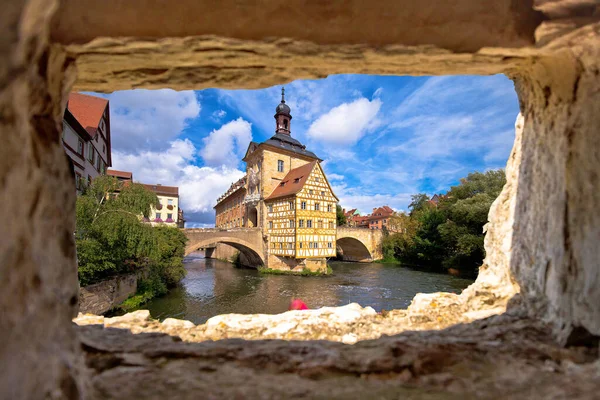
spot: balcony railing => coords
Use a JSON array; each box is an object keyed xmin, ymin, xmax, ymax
[{"xmin": 243, "ymin": 193, "xmax": 261, "ymax": 205}]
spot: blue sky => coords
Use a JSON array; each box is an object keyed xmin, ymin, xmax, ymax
[{"xmin": 96, "ymin": 74, "xmax": 519, "ymax": 227}]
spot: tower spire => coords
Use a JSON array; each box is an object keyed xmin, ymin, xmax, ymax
[{"xmin": 274, "ymin": 87, "xmax": 292, "ymax": 135}]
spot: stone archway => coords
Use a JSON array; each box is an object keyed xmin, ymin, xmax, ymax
[
  {"xmin": 187, "ymin": 238, "xmax": 264, "ymax": 267},
  {"xmin": 2, "ymin": 1, "xmax": 600, "ymax": 398},
  {"xmin": 248, "ymin": 207, "xmax": 258, "ymax": 228},
  {"xmin": 336, "ymin": 237, "xmax": 373, "ymax": 262}
]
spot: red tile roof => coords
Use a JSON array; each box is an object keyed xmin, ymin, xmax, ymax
[
  {"xmin": 67, "ymin": 93, "xmax": 108, "ymax": 138},
  {"xmin": 368, "ymin": 207, "xmax": 393, "ymax": 220},
  {"xmin": 107, "ymin": 169, "xmax": 132, "ymax": 179},
  {"xmin": 142, "ymin": 183, "xmax": 179, "ymax": 197},
  {"xmin": 265, "ymin": 161, "xmax": 317, "ymax": 201}
]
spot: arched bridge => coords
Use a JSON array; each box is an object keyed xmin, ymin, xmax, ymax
[
  {"xmin": 336, "ymin": 227, "xmax": 383, "ymax": 262},
  {"xmin": 183, "ymin": 228, "xmax": 265, "ymax": 267},
  {"xmin": 182, "ymin": 226, "xmax": 383, "ymax": 268}
]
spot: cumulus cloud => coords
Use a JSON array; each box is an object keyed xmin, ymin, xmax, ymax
[
  {"xmin": 112, "ymin": 139, "xmax": 244, "ymax": 226},
  {"xmin": 307, "ymin": 98, "xmax": 382, "ymax": 145},
  {"xmin": 200, "ymin": 118, "xmax": 252, "ymax": 168},
  {"xmin": 103, "ymin": 89, "xmax": 201, "ymax": 153}
]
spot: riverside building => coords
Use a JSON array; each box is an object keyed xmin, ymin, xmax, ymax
[
  {"xmin": 62, "ymin": 93, "xmax": 112, "ymax": 192},
  {"xmin": 214, "ymin": 88, "xmax": 338, "ymax": 271}
]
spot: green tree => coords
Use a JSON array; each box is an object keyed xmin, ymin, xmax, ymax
[
  {"xmin": 75, "ymin": 176, "xmax": 187, "ymax": 291},
  {"xmin": 382, "ymin": 212, "xmax": 420, "ymax": 261},
  {"xmin": 336, "ymin": 204, "xmax": 347, "ymax": 226},
  {"xmin": 386, "ymin": 169, "xmax": 506, "ymax": 277},
  {"xmin": 408, "ymin": 193, "xmax": 430, "ymax": 215}
]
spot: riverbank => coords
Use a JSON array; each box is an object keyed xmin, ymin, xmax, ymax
[{"xmin": 79, "ymin": 273, "xmax": 139, "ymax": 315}]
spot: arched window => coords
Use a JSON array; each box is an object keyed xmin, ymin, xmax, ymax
[{"xmin": 283, "ymin": 119, "xmax": 288, "ymax": 130}]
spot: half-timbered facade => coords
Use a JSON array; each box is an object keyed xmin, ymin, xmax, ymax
[
  {"xmin": 265, "ymin": 161, "xmax": 338, "ymax": 260},
  {"xmin": 213, "ymin": 88, "xmax": 338, "ymax": 271}
]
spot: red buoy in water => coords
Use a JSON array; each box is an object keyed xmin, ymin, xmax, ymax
[{"xmin": 289, "ymin": 299, "xmax": 309, "ymax": 310}]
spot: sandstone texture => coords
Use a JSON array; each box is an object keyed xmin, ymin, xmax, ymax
[
  {"xmin": 73, "ymin": 297, "xmax": 510, "ymax": 345},
  {"xmin": 1, "ymin": 1, "xmax": 82, "ymax": 399},
  {"xmin": 2, "ymin": 0, "xmax": 600, "ymax": 398},
  {"xmin": 76, "ymin": 311, "xmax": 600, "ymax": 399}
]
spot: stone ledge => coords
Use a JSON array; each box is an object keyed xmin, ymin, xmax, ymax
[
  {"xmin": 74, "ymin": 288, "xmax": 513, "ymax": 344},
  {"xmin": 77, "ymin": 313, "xmax": 600, "ymax": 399}
]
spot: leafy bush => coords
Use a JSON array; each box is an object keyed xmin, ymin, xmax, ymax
[
  {"xmin": 75, "ymin": 176, "xmax": 187, "ymax": 294},
  {"xmin": 382, "ymin": 169, "xmax": 506, "ymax": 276}
]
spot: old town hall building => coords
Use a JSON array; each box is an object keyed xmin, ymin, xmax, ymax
[{"xmin": 214, "ymin": 89, "xmax": 338, "ymax": 271}]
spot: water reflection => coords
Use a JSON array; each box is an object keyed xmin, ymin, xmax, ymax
[{"xmin": 141, "ymin": 252, "xmax": 474, "ymax": 324}]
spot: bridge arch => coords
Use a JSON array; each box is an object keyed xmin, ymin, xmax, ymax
[
  {"xmin": 186, "ymin": 237, "xmax": 264, "ymax": 267},
  {"xmin": 336, "ymin": 237, "xmax": 373, "ymax": 262}
]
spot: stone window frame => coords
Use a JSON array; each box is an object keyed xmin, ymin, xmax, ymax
[{"xmin": 7, "ymin": 6, "xmax": 600, "ymax": 397}]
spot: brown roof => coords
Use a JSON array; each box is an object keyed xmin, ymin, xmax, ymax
[
  {"xmin": 107, "ymin": 169, "xmax": 132, "ymax": 179},
  {"xmin": 344, "ymin": 208, "xmax": 357, "ymax": 217},
  {"xmin": 142, "ymin": 183, "xmax": 179, "ymax": 197},
  {"xmin": 367, "ymin": 206, "xmax": 394, "ymax": 221},
  {"xmin": 67, "ymin": 93, "xmax": 109, "ymax": 138},
  {"xmin": 265, "ymin": 161, "xmax": 317, "ymax": 201}
]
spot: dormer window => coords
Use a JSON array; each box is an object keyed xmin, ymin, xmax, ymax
[
  {"xmin": 279, "ymin": 181, "xmax": 286, "ymax": 187},
  {"xmin": 294, "ymin": 177, "xmax": 301, "ymax": 183}
]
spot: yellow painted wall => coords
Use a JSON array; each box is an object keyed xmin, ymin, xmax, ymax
[{"xmin": 150, "ymin": 194, "xmax": 180, "ymax": 226}]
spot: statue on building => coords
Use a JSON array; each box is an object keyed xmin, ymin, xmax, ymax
[{"xmin": 247, "ymin": 167, "xmax": 260, "ymax": 194}]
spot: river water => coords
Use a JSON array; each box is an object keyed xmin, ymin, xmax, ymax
[{"xmin": 139, "ymin": 252, "xmax": 474, "ymax": 324}]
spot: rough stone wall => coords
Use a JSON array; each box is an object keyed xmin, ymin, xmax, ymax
[
  {"xmin": 0, "ymin": 1, "xmax": 83, "ymax": 398},
  {"xmin": 509, "ymin": 38, "xmax": 600, "ymax": 343},
  {"xmin": 79, "ymin": 274, "xmax": 137, "ymax": 315},
  {"xmin": 1, "ymin": 0, "xmax": 600, "ymax": 398}
]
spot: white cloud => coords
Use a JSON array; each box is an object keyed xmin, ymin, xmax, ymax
[
  {"xmin": 333, "ymin": 183, "xmax": 412, "ymax": 215},
  {"xmin": 112, "ymin": 139, "xmax": 244, "ymax": 225},
  {"xmin": 373, "ymin": 87, "xmax": 383, "ymax": 98},
  {"xmin": 327, "ymin": 173, "xmax": 345, "ymax": 181},
  {"xmin": 307, "ymin": 98, "xmax": 382, "ymax": 145},
  {"xmin": 104, "ymin": 89, "xmax": 201, "ymax": 153},
  {"xmin": 211, "ymin": 109, "xmax": 227, "ymax": 121},
  {"xmin": 200, "ymin": 118, "xmax": 252, "ymax": 168}
]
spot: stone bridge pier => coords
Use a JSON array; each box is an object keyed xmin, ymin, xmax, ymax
[{"xmin": 336, "ymin": 227, "xmax": 384, "ymax": 262}]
